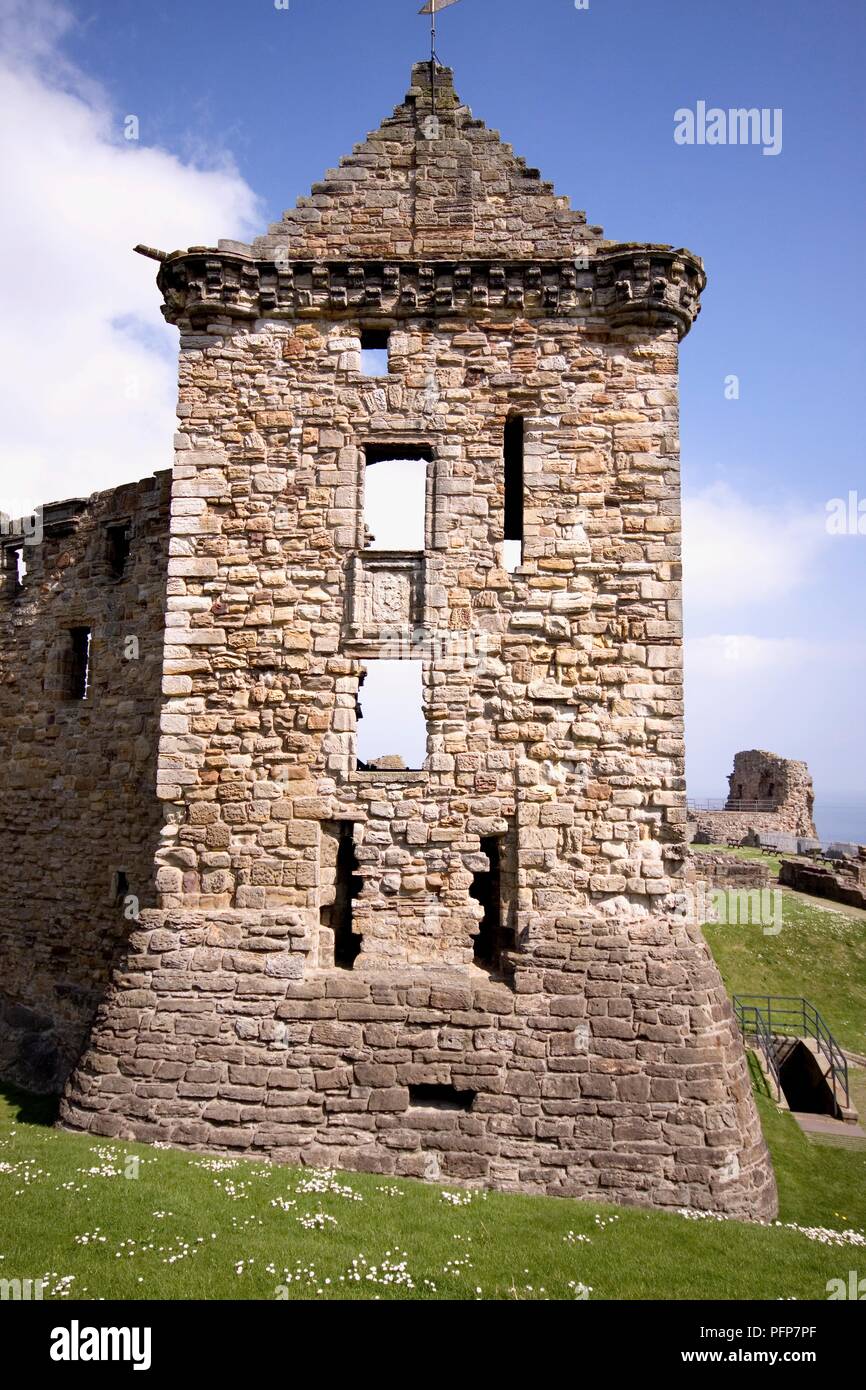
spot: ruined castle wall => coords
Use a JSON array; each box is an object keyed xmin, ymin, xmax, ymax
[
  {"xmin": 24, "ymin": 61, "xmax": 779, "ymax": 1218},
  {"xmin": 690, "ymin": 810, "xmax": 788, "ymax": 844},
  {"xmin": 60, "ymin": 311, "xmax": 776, "ymax": 1217},
  {"xmin": 0, "ymin": 475, "xmax": 171, "ymax": 1090},
  {"xmin": 143, "ymin": 314, "xmax": 690, "ymax": 941}
]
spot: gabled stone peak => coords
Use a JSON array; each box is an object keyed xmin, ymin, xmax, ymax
[{"xmin": 250, "ymin": 61, "xmax": 606, "ymax": 262}]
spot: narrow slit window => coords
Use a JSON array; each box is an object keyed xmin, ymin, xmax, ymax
[
  {"xmin": 470, "ymin": 835, "xmax": 514, "ymax": 974},
  {"xmin": 356, "ymin": 660, "xmax": 425, "ymax": 771},
  {"xmin": 503, "ymin": 413, "xmax": 524, "ymax": 572},
  {"xmin": 67, "ymin": 626, "xmax": 92, "ymax": 701},
  {"xmin": 320, "ymin": 821, "xmax": 362, "ymax": 969},
  {"xmin": 363, "ymin": 447, "xmax": 429, "ymax": 551},
  {"xmin": 3, "ymin": 545, "xmax": 25, "ymax": 594},
  {"xmin": 112, "ymin": 870, "xmax": 130, "ymax": 906},
  {"xmin": 107, "ymin": 522, "xmax": 132, "ymax": 577},
  {"xmin": 360, "ymin": 328, "xmax": 390, "ymax": 377}
]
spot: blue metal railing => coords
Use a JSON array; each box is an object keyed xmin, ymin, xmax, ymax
[{"xmin": 688, "ymin": 798, "xmax": 778, "ymax": 813}]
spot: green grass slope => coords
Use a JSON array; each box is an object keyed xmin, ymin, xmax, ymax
[
  {"xmin": 703, "ymin": 890, "xmax": 866, "ymax": 1055},
  {"xmin": 0, "ymin": 1081, "xmax": 863, "ymax": 1302},
  {"xmin": 2, "ymin": 882, "xmax": 863, "ymax": 1301}
]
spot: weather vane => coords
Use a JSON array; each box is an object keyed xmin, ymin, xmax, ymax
[{"xmin": 418, "ymin": 0, "xmax": 463, "ymax": 117}]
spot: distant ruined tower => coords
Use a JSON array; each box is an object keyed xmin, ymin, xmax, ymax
[
  {"xmin": 726, "ymin": 750, "xmax": 816, "ymax": 837},
  {"xmin": 690, "ymin": 749, "xmax": 817, "ymax": 846},
  {"xmin": 2, "ymin": 63, "xmax": 776, "ymax": 1215}
]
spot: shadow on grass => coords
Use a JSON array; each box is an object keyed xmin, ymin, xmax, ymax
[
  {"xmin": 0, "ymin": 1082, "xmax": 60, "ymax": 1126},
  {"xmin": 747, "ymin": 1048, "xmax": 774, "ymax": 1100}
]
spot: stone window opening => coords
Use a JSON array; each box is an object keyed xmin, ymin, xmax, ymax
[
  {"xmin": 408, "ymin": 1084, "xmax": 476, "ymax": 1113},
  {"xmin": 470, "ymin": 835, "xmax": 514, "ymax": 974},
  {"xmin": 111, "ymin": 870, "xmax": 130, "ymax": 907},
  {"xmin": 63, "ymin": 626, "xmax": 92, "ymax": 701},
  {"xmin": 361, "ymin": 444, "xmax": 432, "ymax": 552},
  {"xmin": 106, "ymin": 522, "xmax": 132, "ymax": 578},
  {"xmin": 320, "ymin": 821, "xmax": 362, "ymax": 969},
  {"xmin": 356, "ymin": 660, "xmax": 426, "ymax": 772},
  {"xmin": 503, "ymin": 412, "xmax": 524, "ymax": 573},
  {"xmin": 2, "ymin": 545, "xmax": 25, "ymax": 596},
  {"xmin": 360, "ymin": 327, "xmax": 390, "ymax": 378}
]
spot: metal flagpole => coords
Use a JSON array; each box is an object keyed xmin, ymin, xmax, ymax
[
  {"xmin": 431, "ymin": 0, "xmax": 436, "ymax": 120},
  {"xmin": 418, "ymin": 2, "xmax": 463, "ymax": 121}
]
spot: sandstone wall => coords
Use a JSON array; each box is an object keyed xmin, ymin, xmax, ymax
[
  {"xmin": 60, "ymin": 310, "xmax": 775, "ymax": 1216},
  {"xmin": 689, "ymin": 851, "xmax": 773, "ymax": 890},
  {"xmin": 0, "ymin": 475, "xmax": 171, "ymax": 1090},
  {"xmin": 62, "ymin": 913, "xmax": 772, "ymax": 1212},
  {"xmin": 690, "ymin": 810, "xmax": 788, "ymax": 845},
  {"xmin": 52, "ymin": 62, "xmax": 774, "ymax": 1216}
]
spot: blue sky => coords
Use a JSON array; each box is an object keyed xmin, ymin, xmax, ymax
[{"xmin": 1, "ymin": 0, "xmax": 864, "ymax": 828}]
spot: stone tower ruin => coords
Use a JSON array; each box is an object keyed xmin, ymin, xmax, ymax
[
  {"xmin": 689, "ymin": 749, "xmax": 817, "ymax": 846},
  {"xmin": 1, "ymin": 63, "xmax": 776, "ymax": 1216},
  {"xmin": 726, "ymin": 750, "xmax": 816, "ymax": 837}
]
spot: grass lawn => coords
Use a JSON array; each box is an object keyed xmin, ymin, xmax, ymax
[
  {"xmin": 703, "ymin": 886, "xmax": 866, "ymax": 1055},
  {"xmin": 694, "ymin": 843, "xmax": 785, "ymax": 877},
  {"xmin": 1, "ymin": 1079, "xmax": 864, "ymax": 1302},
  {"xmin": 2, "ymin": 881, "xmax": 864, "ymax": 1302}
]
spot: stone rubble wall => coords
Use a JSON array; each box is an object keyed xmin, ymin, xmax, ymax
[
  {"xmin": 689, "ymin": 810, "xmax": 788, "ymax": 845},
  {"xmin": 0, "ymin": 475, "xmax": 171, "ymax": 1091},
  {"xmin": 779, "ymin": 858, "xmax": 866, "ymax": 911},
  {"xmin": 689, "ymin": 852, "xmax": 773, "ymax": 890}
]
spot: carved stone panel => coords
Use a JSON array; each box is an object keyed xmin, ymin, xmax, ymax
[{"xmin": 346, "ymin": 550, "xmax": 424, "ymax": 648}]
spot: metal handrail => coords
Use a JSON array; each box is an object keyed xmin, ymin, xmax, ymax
[
  {"xmin": 733, "ymin": 994, "xmax": 849, "ymax": 1111},
  {"xmin": 688, "ymin": 798, "xmax": 778, "ymax": 813},
  {"xmin": 735, "ymin": 1001, "xmax": 782, "ymax": 1101}
]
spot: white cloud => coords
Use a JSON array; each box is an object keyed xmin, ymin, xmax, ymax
[
  {"xmin": 681, "ymin": 488, "xmax": 866, "ymax": 798},
  {"xmin": 0, "ymin": 0, "xmax": 262, "ymax": 517},
  {"xmin": 682, "ymin": 482, "xmax": 826, "ymax": 610}
]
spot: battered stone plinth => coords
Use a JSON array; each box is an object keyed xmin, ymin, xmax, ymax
[{"xmin": 61, "ymin": 907, "xmax": 773, "ymax": 1213}]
